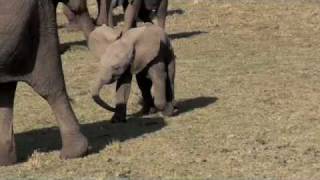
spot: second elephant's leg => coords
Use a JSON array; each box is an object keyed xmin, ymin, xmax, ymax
[
  {"xmin": 123, "ymin": 0, "xmax": 142, "ymax": 31},
  {"xmin": 0, "ymin": 82, "xmax": 17, "ymax": 166},
  {"xmin": 108, "ymin": 0, "xmax": 116, "ymax": 27},
  {"xmin": 156, "ymin": 0, "xmax": 168, "ymax": 29},
  {"xmin": 62, "ymin": 4, "xmax": 81, "ymax": 31},
  {"xmin": 111, "ymin": 70, "xmax": 132, "ymax": 123},
  {"xmin": 96, "ymin": 0, "xmax": 112, "ymax": 26}
]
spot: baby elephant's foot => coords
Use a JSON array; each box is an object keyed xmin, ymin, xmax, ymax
[
  {"xmin": 161, "ymin": 103, "xmax": 179, "ymax": 117},
  {"xmin": 60, "ymin": 131, "xmax": 88, "ymax": 159},
  {"xmin": 0, "ymin": 147, "xmax": 16, "ymax": 166},
  {"xmin": 111, "ymin": 114, "xmax": 127, "ymax": 123}
]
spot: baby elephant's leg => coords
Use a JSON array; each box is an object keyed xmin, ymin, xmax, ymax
[
  {"xmin": 112, "ymin": 69, "xmax": 132, "ymax": 123},
  {"xmin": 148, "ymin": 61, "xmax": 174, "ymax": 116},
  {"xmin": 136, "ymin": 70, "xmax": 156, "ymax": 114}
]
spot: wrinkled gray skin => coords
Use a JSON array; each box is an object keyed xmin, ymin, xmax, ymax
[
  {"xmin": 0, "ymin": 0, "xmax": 95, "ymax": 166},
  {"xmin": 110, "ymin": 0, "xmax": 168, "ymax": 31},
  {"xmin": 88, "ymin": 25, "xmax": 176, "ymax": 123}
]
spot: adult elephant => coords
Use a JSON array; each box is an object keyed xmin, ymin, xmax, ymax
[
  {"xmin": 0, "ymin": 0, "xmax": 94, "ymax": 166},
  {"xmin": 63, "ymin": 0, "xmax": 168, "ymax": 31},
  {"xmin": 61, "ymin": 0, "xmax": 95, "ymax": 38},
  {"xmin": 62, "ymin": 0, "xmax": 113, "ymax": 27},
  {"xmin": 119, "ymin": 0, "xmax": 168, "ymax": 31}
]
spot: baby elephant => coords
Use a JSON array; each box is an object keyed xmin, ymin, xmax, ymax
[{"xmin": 88, "ymin": 24, "xmax": 176, "ymax": 123}]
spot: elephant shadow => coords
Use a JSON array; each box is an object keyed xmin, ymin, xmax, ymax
[
  {"xmin": 169, "ymin": 31, "xmax": 208, "ymax": 40},
  {"xmin": 131, "ymin": 96, "xmax": 217, "ymax": 117},
  {"xmin": 175, "ymin": 96, "xmax": 218, "ymax": 115},
  {"xmin": 15, "ymin": 117, "xmax": 166, "ymax": 162},
  {"xmin": 60, "ymin": 40, "xmax": 87, "ymax": 54},
  {"xmin": 167, "ymin": 9, "xmax": 184, "ymax": 16}
]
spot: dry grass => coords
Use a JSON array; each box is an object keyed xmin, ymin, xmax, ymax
[{"xmin": 2, "ymin": 1, "xmax": 320, "ymax": 179}]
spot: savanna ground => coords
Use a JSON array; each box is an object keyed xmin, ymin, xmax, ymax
[{"xmin": 2, "ymin": 0, "xmax": 320, "ymax": 179}]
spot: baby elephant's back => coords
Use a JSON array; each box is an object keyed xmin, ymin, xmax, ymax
[
  {"xmin": 125, "ymin": 24, "xmax": 169, "ymax": 46},
  {"xmin": 126, "ymin": 25, "xmax": 170, "ymax": 73}
]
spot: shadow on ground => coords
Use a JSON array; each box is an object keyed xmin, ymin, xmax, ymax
[
  {"xmin": 168, "ymin": 9, "xmax": 184, "ymax": 16},
  {"xmin": 131, "ymin": 96, "xmax": 217, "ymax": 117},
  {"xmin": 60, "ymin": 40, "xmax": 87, "ymax": 54},
  {"xmin": 175, "ymin": 96, "xmax": 218, "ymax": 114},
  {"xmin": 16, "ymin": 117, "xmax": 165, "ymax": 162},
  {"xmin": 169, "ymin": 31, "xmax": 208, "ymax": 40}
]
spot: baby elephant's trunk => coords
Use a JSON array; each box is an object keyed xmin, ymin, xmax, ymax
[{"xmin": 91, "ymin": 80, "xmax": 116, "ymax": 112}]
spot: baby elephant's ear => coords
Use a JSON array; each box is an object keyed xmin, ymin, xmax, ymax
[
  {"xmin": 88, "ymin": 25, "xmax": 122, "ymax": 58},
  {"xmin": 131, "ymin": 25, "xmax": 164, "ymax": 73}
]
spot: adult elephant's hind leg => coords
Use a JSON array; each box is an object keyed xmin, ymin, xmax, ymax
[{"xmin": 0, "ymin": 82, "xmax": 17, "ymax": 166}]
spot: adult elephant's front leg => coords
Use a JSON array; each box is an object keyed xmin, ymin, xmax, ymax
[
  {"xmin": 96, "ymin": 0, "xmax": 112, "ymax": 26},
  {"xmin": 29, "ymin": 35, "xmax": 88, "ymax": 159},
  {"xmin": 0, "ymin": 82, "xmax": 17, "ymax": 166},
  {"xmin": 31, "ymin": 80, "xmax": 88, "ymax": 159},
  {"xmin": 111, "ymin": 70, "xmax": 132, "ymax": 123}
]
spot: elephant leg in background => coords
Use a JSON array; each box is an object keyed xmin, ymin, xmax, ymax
[
  {"xmin": 63, "ymin": 0, "xmax": 95, "ymax": 39},
  {"xmin": 156, "ymin": 0, "xmax": 168, "ymax": 29},
  {"xmin": 28, "ymin": 35, "xmax": 88, "ymax": 159},
  {"xmin": 108, "ymin": 0, "xmax": 117, "ymax": 27},
  {"xmin": 111, "ymin": 69, "xmax": 132, "ymax": 123},
  {"xmin": 62, "ymin": 4, "xmax": 81, "ymax": 31},
  {"xmin": 96, "ymin": 0, "xmax": 112, "ymax": 26},
  {"xmin": 148, "ymin": 60, "xmax": 175, "ymax": 116},
  {"xmin": 123, "ymin": 0, "xmax": 142, "ymax": 31},
  {"xmin": 122, "ymin": 0, "xmax": 129, "ymax": 11},
  {"xmin": 0, "ymin": 82, "xmax": 17, "ymax": 166},
  {"xmin": 136, "ymin": 70, "xmax": 156, "ymax": 115},
  {"xmin": 137, "ymin": 4, "xmax": 152, "ymax": 23}
]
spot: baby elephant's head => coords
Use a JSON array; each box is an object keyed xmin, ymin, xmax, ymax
[
  {"xmin": 91, "ymin": 40, "xmax": 134, "ymax": 112},
  {"xmin": 99, "ymin": 40, "xmax": 134, "ymax": 84}
]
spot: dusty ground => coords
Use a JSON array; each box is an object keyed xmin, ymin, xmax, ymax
[{"xmin": 1, "ymin": 1, "xmax": 320, "ymax": 179}]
